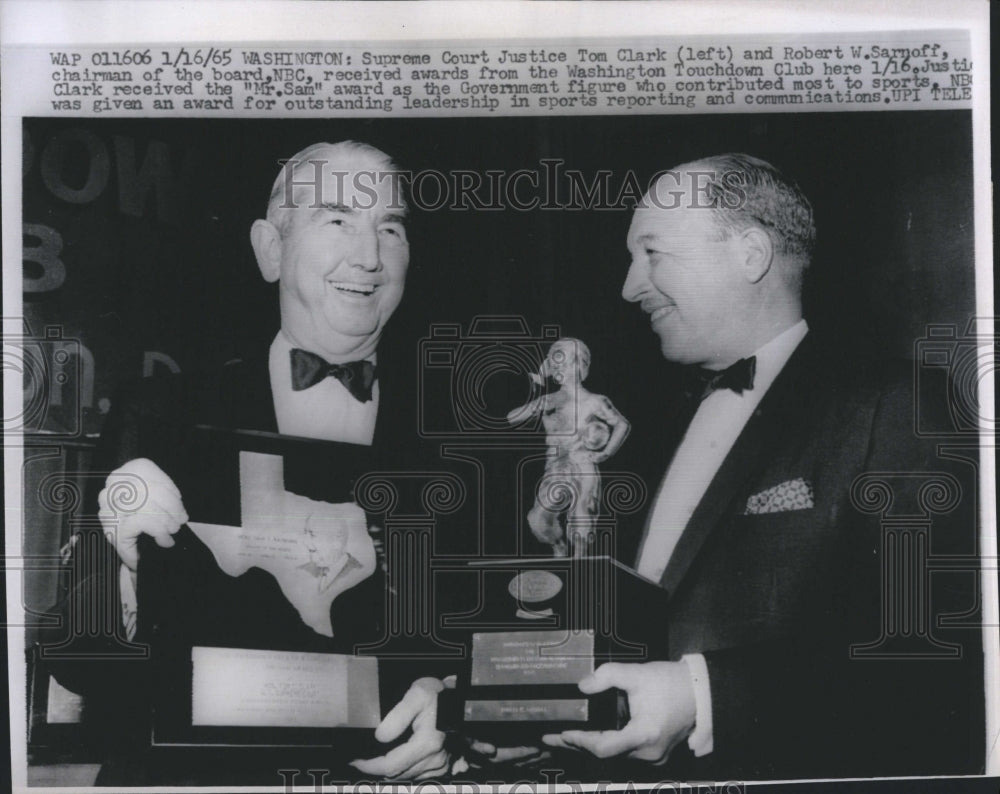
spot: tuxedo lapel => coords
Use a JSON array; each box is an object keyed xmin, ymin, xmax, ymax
[
  {"xmin": 371, "ymin": 353, "xmax": 392, "ymax": 450},
  {"xmin": 658, "ymin": 339, "xmax": 821, "ymax": 596},
  {"xmin": 223, "ymin": 354, "xmax": 279, "ymax": 433},
  {"xmin": 371, "ymin": 330, "xmax": 418, "ymax": 452}
]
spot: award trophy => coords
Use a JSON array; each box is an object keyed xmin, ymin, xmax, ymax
[
  {"xmin": 438, "ymin": 338, "xmax": 667, "ymax": 742},
  {"xmin": 506, "ymin": 337, "xmax": 630, "ymax": 557}
]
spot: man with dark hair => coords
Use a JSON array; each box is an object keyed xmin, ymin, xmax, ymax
[
  {"xmin": 537, "ymin": 154, "xmax": 984, "ymax": 778},
  {"xmin": 386, "ymin": 153, "xmax": 984, "ymax": 781}
]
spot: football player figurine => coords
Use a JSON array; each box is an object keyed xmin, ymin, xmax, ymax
[{"xmin": 507, "ymin": 338, "xmax": 629, "ymax": 556}]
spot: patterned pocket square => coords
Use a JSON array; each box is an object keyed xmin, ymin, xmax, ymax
[{"xmin": 744, "ymin": 478, "xmax": 814, "ymax": 514}]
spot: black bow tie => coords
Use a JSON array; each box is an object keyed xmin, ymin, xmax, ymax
[
  {"xmin": 290, "ymin": 348, "xmax": 377, "ymax": 403},
  {"xmin": 683, "ymin": 356, "xmax": 756, "ymax": 403}
]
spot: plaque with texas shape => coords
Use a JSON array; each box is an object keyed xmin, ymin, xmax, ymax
[{"xmin": 139, "ymin": 426, "xmax": 386, "ymax": 750}]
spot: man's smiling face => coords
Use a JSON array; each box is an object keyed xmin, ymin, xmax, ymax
[
  {"xmin": 622, "ymin": 179, "xmax": 748, "ymax": 368},
  {"xmin": 274, "ymin": 150, "xmax": 409, "ymax": 360}
]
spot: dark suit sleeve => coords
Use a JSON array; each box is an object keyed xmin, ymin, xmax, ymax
[
  {"xmin": 695, "ymin": 372, "xmax": 985, "ymax": 779},
  {"xmin": 39, "ymin": 375, "xmax": 197, "ymax": 698}
]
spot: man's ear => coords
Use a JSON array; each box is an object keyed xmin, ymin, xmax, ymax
[
  {"xmin": 740, "ymin": 227, "xmax": 773, "ymax": 284},
  {"xmin": 250, "ymin": 219, "xmax": 283, "ymax": 283}
]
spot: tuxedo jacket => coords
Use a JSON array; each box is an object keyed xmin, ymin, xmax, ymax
[
  {"xmin": 614, "ymin": 336, "xmax": 984, "ymax": 779},
  {"xmin": 41, "ymin": 333, "xmax": 453, "ymax": 745}
]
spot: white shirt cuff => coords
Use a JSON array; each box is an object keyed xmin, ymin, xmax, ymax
[
  {"xmin": 119, "ymin": 564, "xmax": 138, "ymax": 641},
  {"xmin": 681, "ymin": 653, "xmax": 714, "ymax": 756}
]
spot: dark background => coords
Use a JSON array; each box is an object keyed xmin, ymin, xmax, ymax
[
  {"xmin": 16, "ymin": 112, "xmax": 987, "ymax": 791},
  {"xmin": 19, "ymin": 111, "xmax": 976, "ymax": 636},
  {"xmin": 22, "ymin": 111, "xmax": 975, "ymax": 438}
]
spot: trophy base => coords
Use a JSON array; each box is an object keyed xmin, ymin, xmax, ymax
[{"xmin": 434, "ymin": 556, "xmax": 668, "ymax": 742}]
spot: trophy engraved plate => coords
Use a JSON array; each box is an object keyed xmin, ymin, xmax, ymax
[{"xmin": 470, "ymin": 630, "xmax": 594, "ymax": 686}]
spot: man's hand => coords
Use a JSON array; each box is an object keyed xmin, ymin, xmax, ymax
[
  {"xmin": 97, "ymin": 458, "xmax": 188, "ymax": 571},
  {"xmin": 542, "ymin": 661, "xmax": 696, "ymax": 765},
  {"xmin": 466, "ymin": 740, "xmax": 547, "ymax": 766},
  {"xmin": 351, "ymin": 676, "xmax": 454, "ymax": 780}
]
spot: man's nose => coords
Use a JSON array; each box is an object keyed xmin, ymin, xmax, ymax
[
  {"xmin": 348, "ymin": 228, "xmax": 382, "ymax": 271},
  {"xmin": 621, "ymin": 261, "xmax": 645, "ymax": 303}
]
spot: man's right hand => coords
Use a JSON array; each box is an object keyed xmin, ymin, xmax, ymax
[
  {"xmin": 351, "ymin": 676, "xmax": 453, "ymax": 780},
  {"xmin": 97, "ymin": 458, "xmax": 188, "ymax": 571}
]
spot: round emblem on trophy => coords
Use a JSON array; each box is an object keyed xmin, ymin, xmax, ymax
[{"xmin": 508, "ymin": 570, "xmax": 563, "ymax": 618}]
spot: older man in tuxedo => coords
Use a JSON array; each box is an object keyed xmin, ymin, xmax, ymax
[
  {"xmin": 538, "ymin": 153, "xmax": 984, "ymax": 778},
  {"xmin": 44, "ymin": 140, "xmax": 457, "ymax": 782},
  {"xmin": 100, "ymin": 139, "xmax": 410, "ymax": 576}
]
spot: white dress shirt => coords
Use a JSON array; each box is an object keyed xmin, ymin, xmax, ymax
[
  {"xmin": 638, "ymin": 319, "xmax": 809, "ymax": 756},
  {"xmin": 269, "ymin": 331, "xmax": 379, "ymax": 445}
]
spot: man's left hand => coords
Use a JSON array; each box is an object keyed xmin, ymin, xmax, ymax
[{"xmin": 541, "ymin": 661, "xmax": 696, "ymax": 765}]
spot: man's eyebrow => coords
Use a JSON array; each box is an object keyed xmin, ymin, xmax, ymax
[
  {"xmin": 380, "ymin": 213, "xmax": 407, "ymax": 225},
  {"xmin": 317, "ymin": 202, "xmax": 355, "ymax": 213}
]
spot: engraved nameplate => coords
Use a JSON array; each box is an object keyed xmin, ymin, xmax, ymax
[
  {"xmin": 470, "ymin": 629, "xmax": 594, "ymax": 687},
  {"xmin": 464, "ymin": 698, "xmax": 589, "ymax": 722}
]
